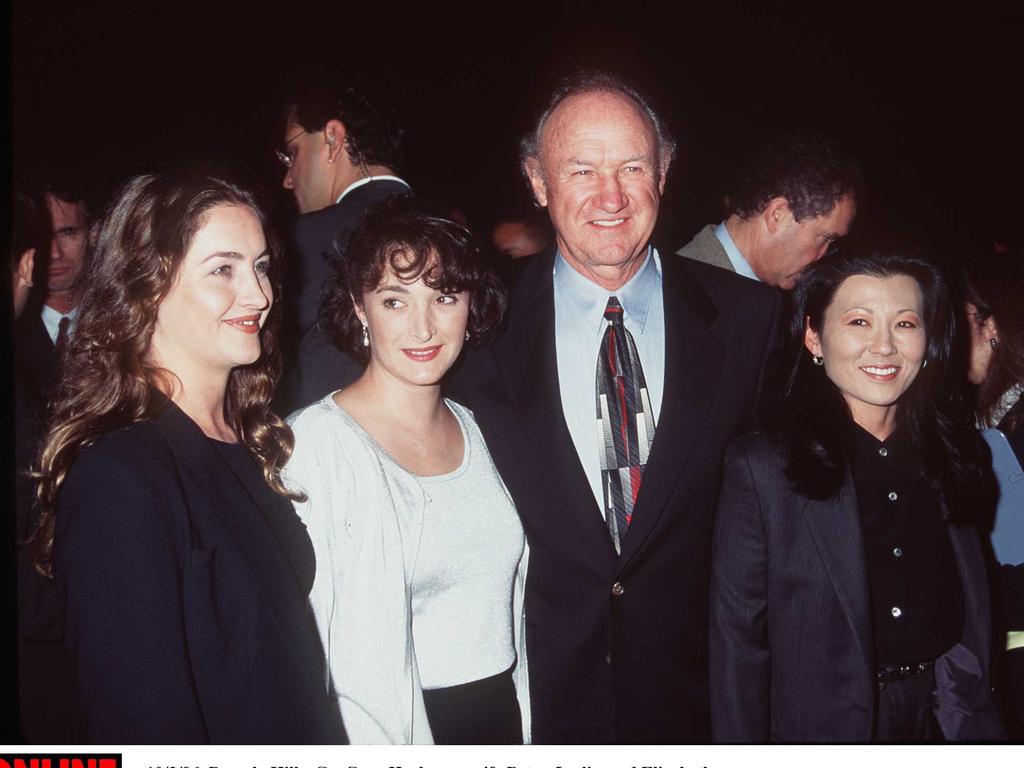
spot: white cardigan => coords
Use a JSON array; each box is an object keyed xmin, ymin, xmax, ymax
[{"xmin": 285, "ymin": 395, "xmax": 530, "ymax": 744}]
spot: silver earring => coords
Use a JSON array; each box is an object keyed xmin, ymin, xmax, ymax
[
  {"xmin": 922, "ymin": 359, "xmax": 928, "ymax": 368},
  {"xmin": 362, "ymin": 324, "xmax": 369, "ymax": 347},
  {"xmin": 991, "ymin": 338, "xmax": 999, "ymax": 350},
  {"xmin": 464, "ymin": 330, "xmax": 470, "ymax": 341},
  {"xmin": 812, "ymin": 355, "xmax": 824, "ymax": 366}
]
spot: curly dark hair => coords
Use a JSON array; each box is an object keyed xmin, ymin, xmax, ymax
[
  {"xmin": 321, "ymin": 195, "xmax": 507, "ymax": 364},
  {"xmin": 777, "ymin": 243, "xmax": 992, "ymax": 522},
  {"xmin": 519, "ymin": 70, "xmax": 677, "ymax": 180},
  {"xmin": 732, "ymin": 129, "xmax": 863, "ymax": 222},
  {"xmin": 32, "ymin": 169, "xmax": 299, "ymax": 576},
  {"xmin": 285, "ymin": 77, "xmax": 404, "ymax": 172},
  {"xmin": 963, "ymin": 249, "xmax": 1024, "ymax": 433}
]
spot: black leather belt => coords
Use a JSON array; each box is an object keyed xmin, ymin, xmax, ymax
[{"xmin": 876, "ymin": 661, "xmax": 934, "ymax": 691}]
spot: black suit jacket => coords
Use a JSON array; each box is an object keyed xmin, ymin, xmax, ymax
[
  {"xmin": 14, "ymin": 310, "xmax": 58, "ymax": 409},
  {"xmin": 278, "ymin": 179, "xmax": 410, "ymax": 414},
  {"xmin": 449, "ymin": 249, "xmax": 782, "ymax": 743},
  {"xmin": 711, "ymin": 432, "xmax": 1005, "ymax": 742},
  {"xmin": 54, "ymin": 404, "xmax": 346, "ymax": 744}
]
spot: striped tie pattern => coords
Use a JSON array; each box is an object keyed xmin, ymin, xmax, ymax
[{"xmin": 596, "ymin": 296, "xmax": 656, "ymax": 554}]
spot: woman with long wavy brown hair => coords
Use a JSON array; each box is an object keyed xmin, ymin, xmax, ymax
[{"xmin": 32, "ymin": 169, "xmax": 345, "ymax": 744}]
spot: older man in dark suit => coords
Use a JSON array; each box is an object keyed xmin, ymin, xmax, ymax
[
  {"xmin": 450, "ymin": 72, "xmax": 781, "ymax": 743},
  {"xmin": 275, "ymin": 78, "xmax": 410, "ymax": 413}
]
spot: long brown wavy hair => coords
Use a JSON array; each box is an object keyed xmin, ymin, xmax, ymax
[{"xmin": 32, "ymin": 169, "xmax": 299, "ymax": 576}]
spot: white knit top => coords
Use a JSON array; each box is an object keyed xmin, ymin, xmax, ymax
[{"xmin": 284, "ymin": 394, "xmax": 530, "ymax": 744}]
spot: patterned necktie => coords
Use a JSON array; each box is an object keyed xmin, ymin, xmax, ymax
[{"xmin": 596, "ymin": 296, "xmax": 656, "ymax": 554}]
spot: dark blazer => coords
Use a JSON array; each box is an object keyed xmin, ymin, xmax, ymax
[
  {"xmin": 449, "ymin": 249, "xmax": 782, "ymax": 743},
  {"xmin": 14, "ymin": 310, "xmax": 58, "ymax": 409},
  {"xmin": 54, "ymin": 403, "xmax": 346, "ymax": 744},
  {"xmin": 711, "ymin": 432, "xmax": 1005, "ymax": 742},
  {"xmin": 278, "ymin": 179, "xmax": 410, "ymax": 414}
]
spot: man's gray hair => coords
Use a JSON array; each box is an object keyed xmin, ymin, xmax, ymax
[{"xmin": 519, "ymin": 71, "xmax": 677, "ymax": 177}]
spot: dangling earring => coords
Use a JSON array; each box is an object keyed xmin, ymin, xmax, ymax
[
  {"xmin": 464, "ymin": 330, "xmax": 471, "ymax": 342},
  {"xmin": 362, "ymin": 324, "xmax": 370, "ymax": 348},
  {"xmin": 991, "ymin": 338, "xmax": 999, "ymax": 350},
  {"xmin": 812, "ymin": 355, "xmax": 824, "ymax": 366},
  {"xmin": 922, "ymin": 359, "xmax": 928, "ymax": 368}
]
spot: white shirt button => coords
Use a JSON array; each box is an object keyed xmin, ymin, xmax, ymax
[
  {"xmin": 887, "ymin": 491, "xmax": 898, "ymax": 501},
  {"xmin": 891, "ymin": 606, "xmax": 903, "ymax": 618}
]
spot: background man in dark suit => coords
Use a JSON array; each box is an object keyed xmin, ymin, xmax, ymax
[
  {"xmin": 275, "ymin": 78, "xmax": 410, "ymax": 413},
  {"xmin": 14, "ymin": 171, "xmax": 94, "ymax": 407},
  {"xmin": 12, "ymin": 178, "xmax": 85, "ymax": 742},
  {"xmin": 677, "ymin": 130, "xmax": 861, "ymax": 289},
  {"xmin": 450, "ymin": 72, "xmax": 781, "ymax": 743}
]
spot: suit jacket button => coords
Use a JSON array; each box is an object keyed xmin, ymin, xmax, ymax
[
  {"xmin": 606, "ymin": 652, "xmax": 612, "ymax": 664},
  {"xmin": 611, "ymin": 582, "xmax": 624, "ymax": 597}
]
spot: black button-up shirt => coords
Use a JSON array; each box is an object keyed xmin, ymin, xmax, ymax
[{"xmin": 849, "ymin": 425, "xmax": 963, "ymax": 671}]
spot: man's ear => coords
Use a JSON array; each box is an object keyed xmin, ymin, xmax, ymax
[
  {"xmin": 524, "ymin": 158, "xmax": 548, "ymax": 208},
  {"xmin": 16, "ymin": 247, "xmax": 35, "ymax": 288},
  {"xmin": 658, "ymin": 155, "xmax": 671, "ymax": 195},
  {"xmin": 803, "ymin": 316, "xmax": 822, "ymax": 357},
  {"xmin": 324, "ymin": 119, "xmax": 348, "ymax": 165},
  {"xmin": 763, "ymin": 196, "xmax": 792, "ymax": 235}
]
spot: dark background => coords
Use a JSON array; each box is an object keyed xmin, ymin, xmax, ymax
[{"xmin": 11, "ymin": 0, "xmax": 1024, "ymax": 258}]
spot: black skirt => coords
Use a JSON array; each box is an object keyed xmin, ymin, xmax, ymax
[{"xmin": 422, "ymin": 667, "xmax": 523, "ymax": 744}]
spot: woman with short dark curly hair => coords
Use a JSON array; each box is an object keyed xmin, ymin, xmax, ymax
[
  {"xmin": 33, "ymin": 169, "xmax": 345, "ymax": 744},
  {"xmin": 285, "ymin": 195, "xmax": 529, "ymax": 744}
]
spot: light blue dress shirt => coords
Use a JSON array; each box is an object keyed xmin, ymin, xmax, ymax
[
  {"xmin": 714, "ymin": 222, "xmax": 761, "ymax": 282},
  {"xmin": 554, "ymin": 247, "xmax": 666, "ymax": 514}
]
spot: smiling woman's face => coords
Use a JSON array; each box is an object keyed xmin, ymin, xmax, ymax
[
  {"xmin": 805, "ymin": 273, "xmax": 927, "ymax": 432},
  {"xmin": 355, "ymin": 252, "xmax": 470, "ymax": 390},
  {"xmin": 149, "ymin": 204, "xmax": 273, "ymax": 383}
]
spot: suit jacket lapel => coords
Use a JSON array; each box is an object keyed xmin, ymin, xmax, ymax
[
  {"xmin": 802, "ymin": 476, "xmax": 873, "ymax": 673},
  {"xmin": 492, "ymin": 252, "xmax": 614, "ymax": 551},
  {"xmin": 618, "ymin": 256, "xmax": 724, "ymax": 566}
]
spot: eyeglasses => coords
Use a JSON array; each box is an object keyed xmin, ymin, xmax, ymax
[{"xmin": 275, "ymin": 130, "xmax": 306, "ymax": 169}]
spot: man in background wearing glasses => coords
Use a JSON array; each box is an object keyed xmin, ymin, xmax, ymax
[{"xmin": 275, "ymin": 77, "xmax": 410, "ymax": 413}]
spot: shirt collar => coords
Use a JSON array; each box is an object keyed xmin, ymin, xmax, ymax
[
  {"xmin": 334, "ymin": 175, "xmax": 410, "ymax": 205},
  {"xmin": 40, "ymin": 304, "xmax": 78, "ymax": 344},
  {"xmin": 714, "ymin": 222, "xmax": 761, "ymax": 282},
  {"xmin": 985, "ymin": 382, "xmax": 1024, "ymax": 428},
  {"xmin": 553, "ymin": 245, "xmax": 660, "ymax": 335}
]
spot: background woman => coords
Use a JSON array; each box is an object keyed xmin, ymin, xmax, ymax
[
  {"xmin": 284, "ymin": 195, "xmax": 528, "ymax": 744},
  {"xmin": 963, "ymin": 250, "xmax": 1024, "ymax": 739},
  {"xmin": 710, "ymin": 246, "xmax": 1004, "ymax": 742},
  {"xmin": 32, "ymin": 170, "xmax": 345, "ymax": 744}
]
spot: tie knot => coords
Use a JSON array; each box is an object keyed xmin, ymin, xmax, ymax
[{"xmin": 604, "ymin": 296, "xmax": 624, "ymax": 323}]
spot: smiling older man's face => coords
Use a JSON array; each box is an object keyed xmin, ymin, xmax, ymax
[{"xmin": 525, "ymin": 90, "xmax": 666, "ymax": 291}]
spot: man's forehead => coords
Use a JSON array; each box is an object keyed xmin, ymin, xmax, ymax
[
  {"xmin": 46, "ymin": 194, "xmax": 87, "ymax": 225},
  {"xmin": 541, "ymin": 91, "xmax": 656, "ymax": 153}
]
